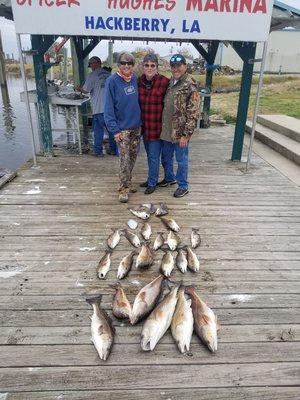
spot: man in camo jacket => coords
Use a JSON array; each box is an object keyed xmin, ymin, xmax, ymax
[{"xmin": 159, "ymin": 54, "xmax": 201, "ymax": 198}]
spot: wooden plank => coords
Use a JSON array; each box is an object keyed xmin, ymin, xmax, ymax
[
  {"xmin": 1, "ymin": 194, "xmax": 299, "ymax": 206},
  {"xmin": 1, "ymin": 363, "xmax": 299, "ymax": 391},
  {"xmin": 1, "ymin": 251, "xmax": 299, "ymax": 263},
  {"xmin": 0, "ymin": 235, "xmax": 299, "ymax": 252},
  {"xmin": 2, "ymin": 387, "xmax": 300, "ymax": 400},
  {"xmin": 1, "ymin": 259, "xmax": 298, "ymax": 271},
  {"xmin": 0, "ymin": 308, "xmax": 299, "ymax": 327},
  {"xmin": 0, "ymin": 293, "xmax": 299, "ymax": 310},
  {"xmin": 1, "ymin": 324, "xmax": 298, "ymax": 345},
  {"xmin": 1, "ymin": 222, "xmax": 299, "ymax": 236},
  {"xmin": 1, "ymin": 342, "xmax": 299, "ymax": 367},
  {"xmin": 0, "ymin": 169, "xmax": 17, "ymax": 189},
  {"xmin": 1, "ymin": 204, "xmax": 299, "ymax": 217},
  {"xmin": 1, "ymin": 281, "xmax": 300, "ymax": 296},
  {"xmin": 1, "ymin": 269, "xmax": 299, "ymax": 284},
  {"xmin": 3, "ymin": 182, "xmax": 299, "ymax": 195}
]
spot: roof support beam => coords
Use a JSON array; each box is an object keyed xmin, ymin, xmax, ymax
[
  {"xmin": 191, "ymin": 40, "xmax": 220, "ymax": 127},
  {"xmin": 231, "ymin": 42, "xmax": 257, "ymax": 161},
  {"xmin": 31, "ymin": 34, "xmax": 56, "ymax": 155}
]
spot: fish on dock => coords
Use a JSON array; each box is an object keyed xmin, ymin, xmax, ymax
[
  {"xmin": 160, "ymin": 250, "xmax": 175, "ymax": 277},
  {"xmin": 107, "ymin": 228, "xmax": 121, "ymax": 249},
  {"xmin": 159, "ymin": 216, "xmax": 180, "ymax": 232},
  {"xmin": 111, "ymin": 283, "xmax": 132, "ymax": 320},
  {"xmin": 176, "ymin": 248, "xmax": 188, "ymax": 273},
  {"xmin": 185, "ymin": 286, "xmax": 219, "ymax": 352},
  {"xmin": 171, "ymin": 287, "xmax": 194, "ymax": 353},
  {"xmin": 191, "ymin": 228, "xmax": 201, "ymax": 249},
  {"xmin": 117, "ymin": 250, "xmax": 136, "ymax": 279},
  {"xmin": 136, "ymin": 243, "xmax": 154, "ymax": 269},
  {"xmin": 142, "ymin": 203, "xmax": 157, "ymax": 214},
  {"xmin": 186, "ymin": 246, "xmax": 200, "ymax": 272},
  {"xmin": 86, "ymin": 295, "xmax": 115, "ymax": 361},
  {"xmin": 167, "ymin": 230, "xmax": 180, "ymax": 251},
  {"xmin": 128, "ymin": 205, "xmax": 151, "ymax": 220},
  {"xmin": 141, "ymin": 222, "xmax": 152, "ymax": 241},
  {"xmin": 141, "ymin": 284, "xmax": 179, "ymax": 351},
  {"xmin": 155, "ymin": 202, "xmax": 169, "ymax": 216},
  {"xmin": 122, "ymin": 229, "xmax": 141, "ymax": 248},
  {"xmin": 153, "ymin": 232, "xmax": 165, "ymax": 251},
  {"xmin": 130, "ymin": 275, "xmax": 165, "ymax": 325},
  {"xmin": 96, "ymin": 250, "xmax": 112, "ymax": 279}
]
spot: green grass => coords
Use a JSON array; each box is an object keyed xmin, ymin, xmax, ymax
[{"xmin": 211, "ymin": 78, "xmax": 300, "ymax": 122}]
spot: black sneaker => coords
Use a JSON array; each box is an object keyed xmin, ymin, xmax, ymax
[
  {"xmin": 174, "ymin": 188, "xmax": 189, "ymax": 198},
  {"xmin": 140, "ymin": 181, "xmax": 148, "ymax": 188},
  {"xmin": 157, "ymin": 179, "xmax": 177, "ymax": 187},
  {"xmin": 91, "ymin": 153, "xmax": 104, "ymax": 158},
  {"xmin": 144, "ymin": 186, "xmax": 156, "ymax": 195},
  {"xmin": 106, "ymin": 149, "xmax": 116, "ymax": 155}
]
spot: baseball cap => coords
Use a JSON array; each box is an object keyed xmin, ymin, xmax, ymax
[
  {"xmin": 143, "ymin": 53, "xmax": 158, "ymax": 64},
  {"xmin": 88, "ymin": 56, "xmax": 101, "ymax": 67},
  {"xmin": 170, "ymin": 54, "xmax": 186, "ymax": 66}
]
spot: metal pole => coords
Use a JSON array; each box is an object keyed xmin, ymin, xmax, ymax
[
  {"xmin": 246, "ymin": 41, "xmax": 268, "ymax": 171},
  {"xmin": 16, "ymin": 33, "xmax": 37, "ymax": 167}
]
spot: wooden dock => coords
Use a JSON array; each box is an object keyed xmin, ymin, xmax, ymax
[{"xmin": 0, "ymin": 126, "xmax": 299, "ymax": 399}]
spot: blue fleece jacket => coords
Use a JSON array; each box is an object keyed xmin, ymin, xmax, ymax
[{"xmin": 104, "ymin": 73, "xmax": 141, "ymax": 136}]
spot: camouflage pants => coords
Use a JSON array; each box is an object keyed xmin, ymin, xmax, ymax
[{"xmin": 118, "ymin": 128, "xmax": 141, "ymax": 192}]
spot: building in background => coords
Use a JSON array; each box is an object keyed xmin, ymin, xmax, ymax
[{"xmin": 216, "ymin": 30, "xmax": 300, "ymax": 74}]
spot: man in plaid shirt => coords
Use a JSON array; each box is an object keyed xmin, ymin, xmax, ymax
[{"xmin": 138, "ymin": 54, "xmax": 170, "ymax": 194}]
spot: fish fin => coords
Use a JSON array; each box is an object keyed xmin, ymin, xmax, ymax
[
  {"xmin": 199, "ymin": 314, "xmax": 212, "ymax": 325},
  {"xmin": 139, "ymin": 291, "xmax": 147, "ymax": 304},
  {"xmin": 86, "ymin": 294, "xmax": 102, "ymax": 306}
]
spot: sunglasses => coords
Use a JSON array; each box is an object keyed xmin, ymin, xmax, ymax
[
  {"xmin": 144, "ymin": 63, "xmax": 156, "ymax": 68},
  {"xmin": 170, "ymin": 56, "xmax": 185, "ymax": 63},
  {"xmin": 120, "ymin": 61, "xmax": 134, "ymax": 66}
]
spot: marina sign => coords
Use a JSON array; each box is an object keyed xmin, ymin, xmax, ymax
[{"xmin": 12, "ymin": 0, "xmax": 273, "ymax": 42}]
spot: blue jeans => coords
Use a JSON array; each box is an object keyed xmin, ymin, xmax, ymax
[
  {"xmin": 161, "ymin": 140, "xmax": 189, "ymax": 190},
  {"xmin": 92, "ymin": 113, "xmax": 117, "ymax": 155},
  {"xmin": 144, "ymin": 139, "xmax": 162, "ymax": 187}
]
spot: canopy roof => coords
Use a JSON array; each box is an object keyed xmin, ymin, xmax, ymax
[{"xmin": 1, "ymin": 1, "xmax": 300, "ymax": 36}]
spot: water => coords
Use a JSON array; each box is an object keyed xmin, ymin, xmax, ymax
[{"xmin": 0, "ymin": 75, "xmax": 81, "ymax": 171}]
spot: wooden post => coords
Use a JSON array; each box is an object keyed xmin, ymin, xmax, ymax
[
  {"xmin": 31, "ymin": 34, "xmax": 54, "ymax": 155},
  {"xmin": 62, "ymin": 47, "xmax": 68, "ymax": 83},
  {"xmin": 71, "ymin": 38, "xmax": 80, "ymax": 87},
  {"xmin": 108, "ymin": 40, "xmax": 113, "ymax": 67},
  {"xmin": 231, "ymin": 42, "xmax": 257, "ymax": 161},
  {"xmin": 190, "ymin": 40, "xmax": 219, "ymax": 128},
  {"xmin": 0, "ymin": 30, "xmax": 8, "ymax": 91}
]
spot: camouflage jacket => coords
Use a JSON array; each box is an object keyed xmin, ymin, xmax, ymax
[{"xmin": 170, "ymin": 74, "xmax": 201, "ymax": 141}]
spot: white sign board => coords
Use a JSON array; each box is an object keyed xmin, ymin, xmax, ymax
[{"xmin": 12, "ymin": 0, "xmax": 273, "ymax": 42}]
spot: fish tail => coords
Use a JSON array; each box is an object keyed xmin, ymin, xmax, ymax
[
  {"xmin": 86, "ymin": 294, "xmax": 102, "ymax": 306},
  {"xmin": 184, "ymin": 285, "xmax": 196, "ymax": 295}
]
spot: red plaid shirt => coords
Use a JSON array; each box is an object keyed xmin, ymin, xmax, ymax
[{"xmin": 138, "ymin": 73, "xmax": 170, "ymax": 141}]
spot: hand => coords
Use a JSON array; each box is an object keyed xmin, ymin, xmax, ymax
[
  {"xmin": 179, "ymin": 137, "xmax": 189, "ymax": 148},
  {"xmin": 115, "ymin": 133, "xmax": 123, "ymax": 142}
]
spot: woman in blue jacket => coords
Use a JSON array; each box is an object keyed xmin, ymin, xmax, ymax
[{"xmin": 104, "ymin": 52, "xmax": 141, "ymax": 203}]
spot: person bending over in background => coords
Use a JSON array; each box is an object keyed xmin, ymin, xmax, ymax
[{"xmin": 76, "ymin": 56, "xmax": 117, "ymax": 157}]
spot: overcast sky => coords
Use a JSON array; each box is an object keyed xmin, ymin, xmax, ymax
[{"xmin": 1, "ymin": 0, "xmax": 299, "ymax": 60}]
